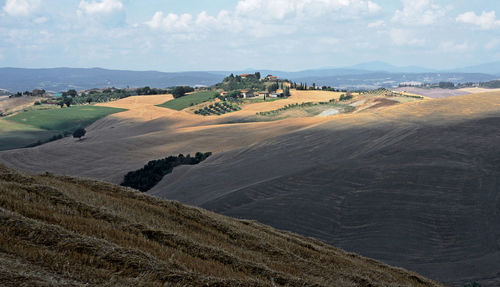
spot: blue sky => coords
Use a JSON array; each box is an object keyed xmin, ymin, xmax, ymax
[{"xmin": 0, "ymin": 0, "xmax": 499, "ymax": 71}]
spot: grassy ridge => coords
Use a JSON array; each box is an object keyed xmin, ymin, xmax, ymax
[
  {"xmin": 0, "ymin": 165, "xmax": 443, "ymax": 286},
  {"xmin": 157, "ymin": 91, "xmax": 218, "ymax": 111}
]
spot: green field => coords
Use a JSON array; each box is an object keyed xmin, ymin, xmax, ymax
[
  {"xmin": 0, "ymin": 105, "xmax": 126, "ymax": 151},
  {"xmin": 6, "ymin": 106, "xmax": 126, "ymax": 131},
  {"xmin": 0, "ymin": 119, "xmax": 60, "ymax": 150},
  {"xmin": 157, "ymin": 91, "xmax": 218, "ymax": 111}
]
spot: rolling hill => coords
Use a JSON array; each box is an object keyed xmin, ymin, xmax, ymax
[
  {"xmin": 2, "ymin": 89, "xmax": 500, "ymax": 286},
  {"xmin": 0, "ymin": 164, "xmax": 442, "ymax": 286},
  {"xmin": 0, "ymin": 91, "xmax": 342, "ymax": 183},
  {"xmin": 148, "ymin": 92, "xmax": 500, "ymax": 287}
]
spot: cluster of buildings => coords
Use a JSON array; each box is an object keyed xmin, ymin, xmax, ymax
[
  {"xmin": 220, "ymin": 90, "xmax": 282, "ymax": 99},
  {"xmin": 230, "ymin": 74, "xmax": 282, "ymax": 98},
  {"xmin": 238, "ymin": 74, "xmax": 278, "ymax": 81}
]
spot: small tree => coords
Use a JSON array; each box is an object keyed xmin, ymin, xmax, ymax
[
  {"xmin": 283, "ymin": 87, "xmax": 290, "ymax": 97},
  {"xmin": 67, "ymin": 89, "xmax": 77, "ymax": 97},
  {"xmin": 64, "ymin": 97, "xmax": 73, "ymax": 107},
  {"xmin": 73, "ymin": 127, "xmax": 86, "ymax": 140}
]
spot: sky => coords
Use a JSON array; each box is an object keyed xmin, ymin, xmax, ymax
[{"xmin": 0, "ymin": 0, "xmax": 499, "ymax": 72}]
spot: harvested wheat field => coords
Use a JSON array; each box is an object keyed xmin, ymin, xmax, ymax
[
  {"xmin": 2, "ymin": 90, "xmax": 495, "ymax": 286},
  {"xmin": 458, "ymin": 87, "xmax": 500, "ymax": 94},
  {"xmin": 0, "ymin": 91, "xmax": 353, "ymax": 183},
  {"xmin": 150, "ymin": 91, "xmax": 500, "ymax": 287},
  {"xmin": 0, "ymin": 165, "xmax": 443, "ymax": 286},
  {"xmin": 395, "ymin": 87, "xmax": 500, "ymax": 99},
  {"xmin": 0, "ymin": 96, "xmax": 44, "ymax": 116}
]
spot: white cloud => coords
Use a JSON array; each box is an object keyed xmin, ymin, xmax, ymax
[
  {"xmin": 146, "ymin": 12, "xmax": 193, "ymax": 32},
  {"xmin": 390, "ymin": 29, "xmax": 425, "ymax": 46},
  {"xmin": 34, "ymin": 16, "xmax": 48, "ymax": 24},
  {"xmin": 318, "ymin": 37, "xmax": 340, "ymax": 46},
  {"xmin": 485, "ymin": 39, "xmax": 499, "ymax": 50},
  {"xmin": 392, "ymin": 0, "xmax": 444, "ymax": 26},
  {"xmin": 456, "ymin": 11, "xmax": 500, "ymax": 30},
  {"xmin": 235, "ymin": 0, "xmax": 296, "ymax": 20},
  {"xmin": 145, "ymin": 0, "xmax": 382, "ymax": 38},
  {"xmin": 195, "ymin": 11, "xmax": 216, "ymax": 27},
  {"xmin": 78, "ymin": 0, "xmax": 123, "ymax": 15},
  {"xmin": 235, "ymin": 0, "xmax": 381, "ymax": 20},
  {"xmin": 367, "ymin": 20, "xmax": 384, "ymax": 28},
  {"xmin": 439, "ymin": 41, "xmax": 471, "ymax": 53},
  {"xmin": 3, "ymin": 0, "xmax": 40, "ymax": 17}
]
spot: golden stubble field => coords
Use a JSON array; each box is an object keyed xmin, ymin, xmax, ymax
[
  {"xmin": 0, "ymin": 164, "xmax": 444, "ymax": 286},
  {"xmin": 1, "ymin": 89, "xmax": 499, "ymax": 185},
  {"xmin": 0, "ymin": 90, "xmax": 344, "ymax": 183}
]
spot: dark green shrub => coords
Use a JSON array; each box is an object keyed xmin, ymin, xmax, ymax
[
  {"xmin": 73, "ymin": 127, "xmax": 86, "ymax": 140},
  {"xmin": 121, "ymin": 152, "xmax": 212, "ymax": 192}
]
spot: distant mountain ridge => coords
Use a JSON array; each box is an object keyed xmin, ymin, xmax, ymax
[
  {"xmin": 447, "ymin": 61, "xmax": 500, "ymax": 75},
  {"xmin": 347, "ymin": 61, "xmax": 437, "ymax": 73},
  {"xmin": 1, "ymin": 61, "xmax": 499, "ymax": 92},
  {"xmin": 0, "ymin": 67, "xmax": 225, "ymax": 93}
]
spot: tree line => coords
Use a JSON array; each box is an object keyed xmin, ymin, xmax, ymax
[{"xmin": 121, "ymin": 152, "xmax": 212, "ymax": 192}]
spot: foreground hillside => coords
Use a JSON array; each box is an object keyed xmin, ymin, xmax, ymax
[
  {"xmin": 151, "ymin": 92, "xmax": 500, "ymax": 286},
  {"xmin": 0, "ymin": 165, "xmax": 441, "ymax": 286}
]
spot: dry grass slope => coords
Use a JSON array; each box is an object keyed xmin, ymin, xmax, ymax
[{"xmin": 0, "ymin": 165, "xmax": 443, "ymax": 287}]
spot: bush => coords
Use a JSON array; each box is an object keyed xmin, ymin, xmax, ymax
[
  {"xmin": 339, "ymin": 93, "xmax": 353, "ymax": 101},
  {"xmin": 73, "ymin": 127, "xmax": 86, "ymax": 140},
  {"xmin": 171, "ymin": 86, "xmax": 195, "ymax": 98}
]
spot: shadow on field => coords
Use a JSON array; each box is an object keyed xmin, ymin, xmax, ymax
[
  {"xmin": 151, "ymin": 113, "xmax": 500, "ymax": 287},
  {"xmin": 0, "ymin": 130, "xmax": 61, "ymax": 151}
]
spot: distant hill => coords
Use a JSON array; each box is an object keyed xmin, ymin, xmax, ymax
[
  {"xmin": 212, "ymin": 71, "xmax": 497, "ymax": 90},
  {"xmin": 347, "ymin": 61, "xmax": 436, "ymax": 73},
  {"xmin": 0, "ymin": 165, "xmax": 442, "ymax": 286},
  {"xmin": 0, "ymin": 67, "xmax": 224, "ymax": 92},
  {"xmin": 1, "ymin": 64, "xmax": 499, "ymax": 93},
  {"xmin": 289, "ymin": 71, "xmax": 497, "ymax": 90},
  {"xmin": 449, "ymin": 61, "xmax": 500, "ymax": 75}
]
